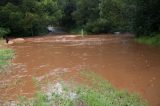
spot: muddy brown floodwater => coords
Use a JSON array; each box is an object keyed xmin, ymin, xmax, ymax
[{"xmin": 0, "ymin": 34, "xmax": 160, "ymax": 106}]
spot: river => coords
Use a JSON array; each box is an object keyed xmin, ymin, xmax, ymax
[{"xmin": 0, "ymin": 34, "xmax": 160, "ymax": 106}]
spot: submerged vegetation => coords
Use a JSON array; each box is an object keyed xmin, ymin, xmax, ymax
[
  {"xmin": 17, "ymin": 72, "xmax": 148, "ymax": 106},
  {"xmin": 0, "ymin": 48, "xmax": 14, "ymax": 72}
]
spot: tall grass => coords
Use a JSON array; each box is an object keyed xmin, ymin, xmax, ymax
[{"xmin": 0, "ymin": 48, "xmax": 14, "ymax": 72}]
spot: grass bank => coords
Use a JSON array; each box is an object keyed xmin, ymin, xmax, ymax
[
  {"xmin": 135, "ymin": 34, "xmax": 160, "ymax": 45},
  {"xmin": 0, "ymin": 40, "xmax": 14, "ymax": 72},
  {"xmin": 17, "ymin": 72, "xmax": 148, "ymax": 106}
]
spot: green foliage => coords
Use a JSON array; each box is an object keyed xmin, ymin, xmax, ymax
[
  {"xmin": 72, "ymin": 0, "xmax": 135, "ymax": 34},
  {"xmin": 0, "ymin": 27, "xmax": 10, "ymax": 38},
  {"xmin": 0, "ymin": 3, "xmax": 23, "ymax": 36},
  {"xmin": 135, "ymin": 34, "xmax": 160, "ymax": 45},
  {"xmin": 84, "ymin": 19, "xmax": 111, "ymax": 34},
  {"xmin": 99, "ymin": 0, "xmax": 124, "ymax": 31},
  {"xmin": 0, "ymin": 0, "xmax": 159, "ymax": 36},
  {"xmin": 0, "ymin": 0, "xmax": 63, "ymax": 36},
  {"xmin": 73, "ymin": 0, "xmax": 99, "ymax": 25},
  {"xmin": 0, "ymin": 48, "xmax": 14, "ymax": 72},
  {"xmin": 59, "ymin": 0, "xmax": 76, "ymax": 29},
  {"xmin": 133, "ymin": 0, "xmax": 160, "ymax": 35}
]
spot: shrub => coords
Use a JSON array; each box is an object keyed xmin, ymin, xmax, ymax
[
  {"xmin": 0, "ymin": 27, "xmax": 10, "ymax": 38},
  {"xmin": 85, "ymin": 19, "xmax": 111, "ymax": 34}
]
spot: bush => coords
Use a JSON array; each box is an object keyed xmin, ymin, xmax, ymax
[
  {"xmin": 85, "ymin": 19, "xmax": 111, "ymax": 34},
  {"xmin": 0, "ymin": 27, "xmax": 10, "ymax": 38}
]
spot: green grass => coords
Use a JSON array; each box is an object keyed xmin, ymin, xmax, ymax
[
  {"xmin": 76, "ymin": 71, "xmax": 148, "ymax": 106},
  {"xmin": 0, "ymin": 48, "xmax": 14, "ymax": 72},
  {"xmin": 135, "ymin": 34, "xmax": 160, "ymax": 45},
  {"xmin": 17, "ymin": 71, "xmax": 148, "ymax": 106}
]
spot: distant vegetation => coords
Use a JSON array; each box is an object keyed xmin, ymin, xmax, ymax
[
  {"xmin": 0, "ymin": 27, "xmax": 10, "ymax": 38},
  {"xmin": 0, "ymin": 0, "xmax": 159, "ymax": 38},
  {"xmin": 136, "ymin": 34, "xmax": 160, "ymax": 45}
]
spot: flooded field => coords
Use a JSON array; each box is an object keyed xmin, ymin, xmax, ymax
[{"xmin": 0, "ymin": 34, "xmax": 160, "ymax": 106}]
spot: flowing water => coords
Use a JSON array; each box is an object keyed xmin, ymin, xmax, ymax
[{"xmin": 0, "ymin": 34, "xmax": 160, "ymax": 106}]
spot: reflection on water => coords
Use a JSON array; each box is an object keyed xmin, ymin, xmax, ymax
[{"xmin": 0, "ymin": 35, "xmax": 160, "ymax": 106}]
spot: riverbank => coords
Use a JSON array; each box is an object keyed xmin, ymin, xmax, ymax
[
  {"xmin": 16, "ymin": 72, "xmax": 148, "ymax": 106},
  {"xmin": 0, "ymin": 40, "xmax": 14, "ymax": 72},
  {"xmin": 135, "ymin": 35, "xmax": 160, "ymax": 45}
]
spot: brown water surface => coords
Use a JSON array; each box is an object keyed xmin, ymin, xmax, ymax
[{"xmin": 0, "ymin": 34, "xmax": 160, "ymax": 106}]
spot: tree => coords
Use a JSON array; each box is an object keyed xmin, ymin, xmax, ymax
[
  {"xmin": 72, "ymin": 0, "xmax": 132, "ymax": 33},
  {"xmin": 59, "ymin": 0, "xmax": 76, "ymax": 29},
  {"xmin": 0, "ymin": 0, "xmax": 63, "ymax": 36},
  {"xmin": 0, "ymin": 3, "xmax": 24, "ymax": 36},
  {"xmin": 133, "ymin": 0, "xmax": 160, "ymax": 36},
  {"xmin": 0, "ymin": 0, "xmax": 159, "ymax": 36}
]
